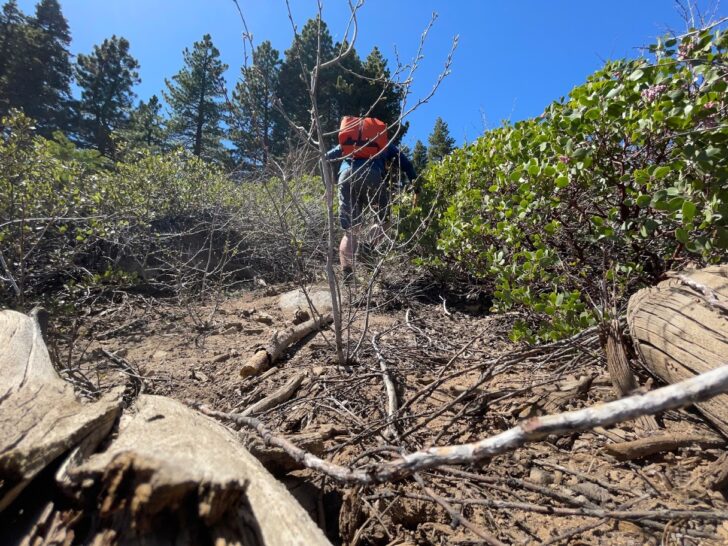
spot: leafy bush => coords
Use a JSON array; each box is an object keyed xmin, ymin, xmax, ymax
[
  {"xmin": 0, "ymin": 111, "xmax": 327, "ymax": 309},
  {"xmin": 421, "ymin": 26, "xmax": 728, "ymax": 341}
]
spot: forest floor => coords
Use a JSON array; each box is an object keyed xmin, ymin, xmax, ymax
[{"xmin": 55, "ymin": 281, "xmax": 728, "ymax": 545}]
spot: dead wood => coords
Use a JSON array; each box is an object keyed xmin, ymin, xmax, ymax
[
  {"xmin": 627, "ymin": 265, "xmax": 728, "ymax": 436},
  {"xmin": 603, "ymin": 432, "xmax": 725, "ymax": 460},
  {"xmin": 247, "ymin": 424, "xmax": 348, "ymax": 473},
  {"xmin": 602, "ymin": 319, "xmax": 658, "ymax": 431},
  {"xmin": 201, "ymin": 364, "xmax": 728, "ymax": 484},
  {"xmin": 240, "ymin": 372, "xmax": 304, "ymax": 417},
  {"xmin": 68, "ymin": 395, "xmax": 331, "ymax": 546},
  {"xmin": 0, "ymin": 310, "xmax": 122, "ymax": 512},
  {"xmin": 240, "ymin": 313, "xmax": 333, "ymax": 377},
  {"xmin": 709, "ymin": 452, "xmax": 728, "ymax": 491}
]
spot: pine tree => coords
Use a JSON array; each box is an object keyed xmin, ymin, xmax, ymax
[
  {"xmin": 412, "ymin": 139, "xmax": 428, "ymax": 174},
  {"xmin": 332, "ymin": 40, "xmax": 363, "ymax": 120},
  {"xmin": 0, "ymin": 0, "xmax": 73, "ymax": 135},
  {"xmin": 277, "ymin": 17, "xmax": 338, "ymax": 141},
  {"xmin": 125, "ymin": 95, "xmax": 166, "ymax": 150},
  {"xmin": 25, "ymin": 0, "xmax": 73, "ymax": 134},
  {"xmin": 230, "ymin": 40, "xmax": 281, "ymax": 167},
  {"xmin": 75, "ymin": 36, "xmax": 140, "ymax": 155},
  {"xmin": 361, "ymin": 47, "xmax": 402, "ymax": 128},
  {"xmin": 427, "ymin": 117, "xmax": 455, "ymax": 163},
  {"xmin": 0, "ymin": 1, "xmax": 28, "ymax": 118},
  {"xmin": 164, "ymin": 34, "xmax": 228, "ymax": 161}
]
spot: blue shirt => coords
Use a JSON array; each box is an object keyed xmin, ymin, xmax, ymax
[{"xmin": 325, "ymin": 144, "xmax": 418, "ymax": 185}]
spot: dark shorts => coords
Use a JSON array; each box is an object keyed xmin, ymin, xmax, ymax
[{"xmin": 338, "ymin": 166, "xmax": 389, "ymax": 230}]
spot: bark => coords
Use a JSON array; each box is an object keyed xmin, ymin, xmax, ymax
[
  {"xmin": 627, "ymin": 265, "xmax": 728, "ymax": 436},
  {"xmin": 1, "ymin": 309, "xmax": 330, "ymax": 546},
  {"xmin": 601, "ymin": 319, "xmax": 658, "ymax": 431},
  {"xmin": 240, "ymin": 313, "xmax": 333, "ymax": 378},
  {"xmin": 67, "ymin": 395, "xmax": 331, "ymax": 546},
  {"xmin": 0, "ymin": 310, "xmax": 122, "ymax": 512}
]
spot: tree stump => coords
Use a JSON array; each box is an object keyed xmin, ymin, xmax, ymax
[{"xmin": 627, "ymin": 265, "xmax": 728, "ymax": 436}]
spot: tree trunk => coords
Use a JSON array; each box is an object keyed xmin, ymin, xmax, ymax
[{"xmin": 627, "ymin": 265, "xmax": 728, "ymax": 436}]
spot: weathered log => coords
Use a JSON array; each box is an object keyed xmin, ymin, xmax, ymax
[
  {"xmin": 240, "ymin": 313, "xmax": 333, "ymax": 378},
  {"xmin": 66, "ymin": 395, "xmax": 332, "ymax": 545},
  {"xmin": 627, "ymin": 265, "xmax": 728, "ymax": 436},
  {"xmin": 602, "ymin": 320, "xmax": 659, "ymax": 431},
  {"xmin": 0, "ymin": 310, "xmax": 122, "ymax": 512}
]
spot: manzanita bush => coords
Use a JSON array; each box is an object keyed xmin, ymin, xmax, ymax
[{"xmin": 420, "ymin": 26, "xmax": 728, "ymax": 341}]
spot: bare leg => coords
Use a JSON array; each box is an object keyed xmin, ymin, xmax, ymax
[{"xmin": 340, "ymin": 229, "xmax": 358, "ymax": 269}]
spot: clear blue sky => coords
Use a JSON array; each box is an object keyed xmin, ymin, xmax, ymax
[{"xmin": 15, "ymin": 0, "xmax": 724, "ymax": 147}]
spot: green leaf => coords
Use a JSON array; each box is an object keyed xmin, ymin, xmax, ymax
[
  {"xmin": 555, "ymin": 176, "xmax": 569, "ymax": 188},
  {"xmin": 636, "ymin": 195, "xmax": 651, "ymax": 207},
  {"xmin": 682, "ymin": 200, "xmax": 697, "ymax": 223},
  {"xmin": 653, "ymin": 166, "xmax": 671, "ymax": 180},
  {"xmin": 628, "ymin": 69, "xmax": 645, "ymax": 81},
  {"xmin": 675, "ymin": 228, "xmax": 689, "ymax": 244},
  {"xmin": 584, "ymin": 108, "xmax": 600, "ymax": 120}
]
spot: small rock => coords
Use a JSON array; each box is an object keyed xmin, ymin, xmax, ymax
[
  {"xmin": 210, "ymin": 353, "xmax": 231, "ymax": 364},
  {"xmin": 529, "ymin": 467, "xmax": 554, "ymax": 485},
  {"xmin": 191, "ymin": 369, "xmax": 209, "ymax": 382},
  {"xmin": 152, "ymin": 350, "xmax": 168, "ymax": 361},
  {"xmin": 253, "ymin": 312, "xmax": 274, "ymax": 325}
]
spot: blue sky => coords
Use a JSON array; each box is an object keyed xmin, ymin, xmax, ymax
[{"xmin": 15, "ymin": 0, "xmax": 724, "ymax": 147}]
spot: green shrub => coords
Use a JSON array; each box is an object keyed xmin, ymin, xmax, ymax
[{"xmin": 422, "ymin": 27, "xmax": 728, "ymax": 341}]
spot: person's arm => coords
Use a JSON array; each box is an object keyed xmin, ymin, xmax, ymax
[
  {"xmin": 395, "ymin": 148, "xmax": 418, "ymax": 187},
  {"xmin": 324, "ymin": 145, "xmax": 343, "ymax": 161}
]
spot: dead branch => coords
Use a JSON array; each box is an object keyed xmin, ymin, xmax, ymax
[
  {"xmin": 241, "ymin": 372, "xmax": 305, "ymax": 417},
  {"xmin": 240, "ymin": 313, "xmax": 332, "ymax": 377},
  {"xmin": 201, "ymin": 364, "xmax": 728, "ymax": 484},
  {"xmin": 603, "ymin": 432, "xmax": 725, "ymax": 460}
]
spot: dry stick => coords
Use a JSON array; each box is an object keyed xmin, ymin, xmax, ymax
[
  {"xmin": 603, "ymin": 432, "xmax": 726, "ymax": 460},
  {"xmin": 240, "ymin": 313, "xmax": 333, "ymax": 377},
  {"xmin": 412, "ymin": 473, "xmax": 506, "ymax": 546},
  {"xmin": 534, "ymin": 460, "xmax": 638, "ymax": 497},
  {"xmin": 372, "ymin": 331, "xmax": 399, "ymax": 440},
  {"xmin": 200, "ymin": 365, "xmax": 728, "ymax": 484},
  {"xmin": 240, "ymin": 373, "xmax": 305, "ymax": 417}
]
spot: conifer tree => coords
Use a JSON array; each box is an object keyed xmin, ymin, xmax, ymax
[
  {"xmin": 277, "ymin": 17, "xmax": 338, "ymax": 140},
  {"xmin": 427, "ymin": 117, "xmax": 455, "ymax": 163},
  {"xmin": 361, "ymin": 47, "xmax": 402, "ymax": 128},
  {"xmin": 25, "ymin": 0, "xmax": 73, "ymax": 134},
  {"xmin": 0, "ymin": 1, "xmax": 25, "ymax": 106},
  {"xmin": 125, "ymin": 95, "xmax": 166, "ymax": 150},
  {"xmin": 230, "ymin": 40, "xmax": 281, "ymax": 167},
  {"xmin": 164, "ymin": 34, "xmax": 228, "ymax": 161},
  {"xmin": 0, "ymin": 0, "xmax": 73, "ymax": 134},
  {"xmin": 412, "ymin": 139, "xmax": 428, "ymax": 174},
  {"xmin": 75, "ymin": 36, "xmax": 140, "ymax": 155}
]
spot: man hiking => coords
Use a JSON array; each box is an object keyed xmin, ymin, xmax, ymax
[{"xmin": 325, "ymin": 116, "xmax": 418, "ymax": 282}]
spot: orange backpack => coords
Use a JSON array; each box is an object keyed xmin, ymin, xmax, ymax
[{"xmin": 338, "ymin": 116, "xmax": 388, "ymax": 159}]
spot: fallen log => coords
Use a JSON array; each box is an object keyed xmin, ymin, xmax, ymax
[
  {"xmin": 627, "ymin": 265, "xmax": 728, "ymax": 436},
  {"xmin": 0, "ymin": 310, "xmax": 122, "ymax": 512},
  {"xmin": 0, "ymin": 309, "xmax": 331, "ymax": 546},
  {"xmin": 240, "ymin": 313, "xmax": 333, "ymax": 378},
  {"xmin": 66, "ymin": 395, "xmax": 331, "ymax": 545}
]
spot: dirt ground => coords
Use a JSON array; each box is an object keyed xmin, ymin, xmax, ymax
[{"xmin": 54, "ymin": 282, "xmax": 728, "ymax": 545}]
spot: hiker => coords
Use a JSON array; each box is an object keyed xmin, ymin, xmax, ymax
[{"xmin": 325, "ymin": 117, "xmax": 418, "ymax": 280}]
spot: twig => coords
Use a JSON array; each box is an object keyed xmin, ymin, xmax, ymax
[{"xmin": 199, "ymin": 364, "xmax": 728, "ymax": 484}]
